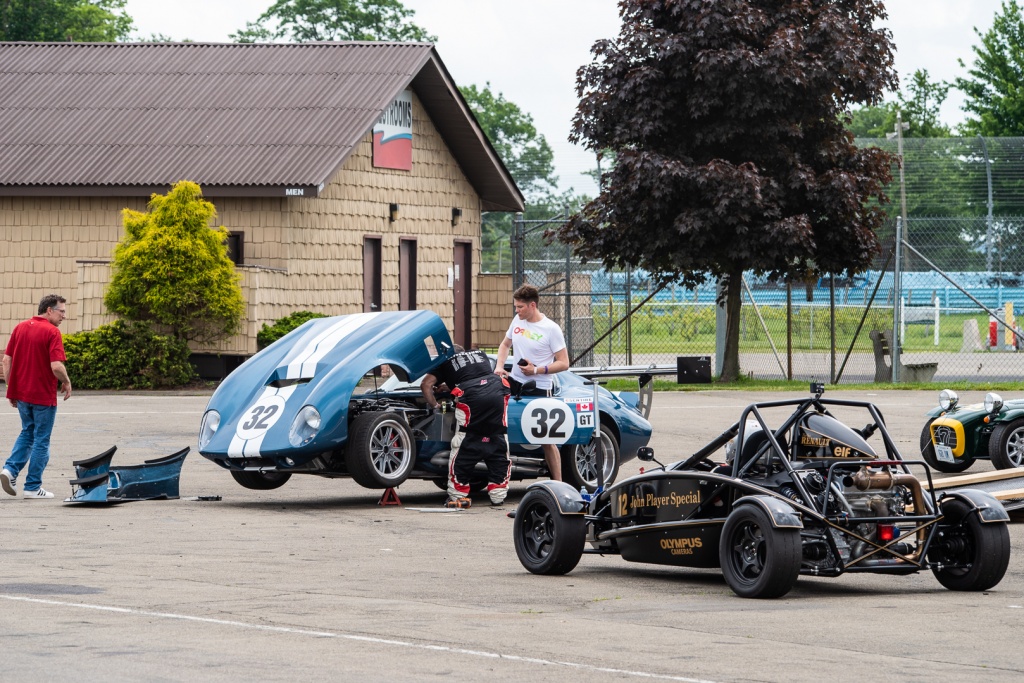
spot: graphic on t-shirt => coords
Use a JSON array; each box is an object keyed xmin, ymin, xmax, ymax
[{"xmin": 512, "ymin": 326, "xmax": 544, "ymax": 342}]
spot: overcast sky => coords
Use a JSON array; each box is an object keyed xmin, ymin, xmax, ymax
[{"xmin": 122, "ymin": 0, "xmax": 1010, "ymax": 196}]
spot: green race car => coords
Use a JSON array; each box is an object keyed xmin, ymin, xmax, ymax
[{"xmin": 921, "ymin": 390, "xmax": 1024, "ymax": 473}]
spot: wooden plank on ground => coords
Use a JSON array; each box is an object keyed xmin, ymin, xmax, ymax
[{"xmin": 923, "ymin": 467, "xmax": 1024, "ymax": 490}]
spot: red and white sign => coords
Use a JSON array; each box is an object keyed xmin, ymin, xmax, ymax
[{"xmin": 372, "ymin": 90, "xmax": 412, "ymax": 171}]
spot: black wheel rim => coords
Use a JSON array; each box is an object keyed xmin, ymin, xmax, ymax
[
  {"xmin": 938, "ymin": 522, "xmax": 976, "ymax": 577},
  {"xmin": 520, "ymin": 501, "xmax": 555, "ymax": 562},
  {"xmin": 729, "ymin": 520, "xmax": 767, "ymax": 581}
]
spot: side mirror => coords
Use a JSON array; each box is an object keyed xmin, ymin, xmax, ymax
[
  {"xmin": 514, "ymin": 380, "xmax": 537, "ymax": 401},
  {"xmin": 637, "ymin": 446, "xmax": 655, "ymax": 462}
]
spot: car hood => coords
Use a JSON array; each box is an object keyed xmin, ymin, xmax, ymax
[{"xmin": 200, "ymin": 310, "xmax": 454, "ymax": 460}]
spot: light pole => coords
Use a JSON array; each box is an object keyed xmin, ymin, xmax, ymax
[
  {"xmin": 886, "ymin": 113, "xmax": 909, "ymax": 382},
  {"xmin": 886, "ymin": 112, "xmax": 910, "ymax": 243}
]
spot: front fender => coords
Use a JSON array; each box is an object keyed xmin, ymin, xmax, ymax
[
  {"xmin": 939, "ymin": 489, "xmax": 1011, "ymax": 523},
  {"xmin": 733, "ymin": 495, "xmax": 804, "ymax": 529},
  {"xmin": 525, "ymin": 480, "xmax": 586, "ymax": 514}
]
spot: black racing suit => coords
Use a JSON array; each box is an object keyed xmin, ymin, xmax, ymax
[{"xmin": 433, "ymin": 350, "xmax": 510, "ymax": 503}]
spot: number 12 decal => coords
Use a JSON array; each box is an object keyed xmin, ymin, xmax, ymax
[{"xmin": 519, "ymin": 398, "xmax": 575, "ymax": 445}]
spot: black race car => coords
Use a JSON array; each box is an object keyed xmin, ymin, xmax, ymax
[{"xmin": 513, "ymin": 385, "xmax": 1011, "ymax": 599}]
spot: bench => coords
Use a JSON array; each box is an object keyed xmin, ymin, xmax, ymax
[{"xmin": 869, "ymin": 330, "xmax": 938, "ymax": 383}]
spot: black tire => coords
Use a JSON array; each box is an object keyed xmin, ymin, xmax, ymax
[
  {"xmin": 513, "ymin": 488, "xmax": 585, "ymax": 575},
  {"xmin": 560, "ymin": 423, "xmax": 620, "ymax": 492},
  {"xmin": 719, "ymin": 504, "xmax": 801, "ymax": 599},
  {"xmin": 920, "ymin": 419, "xmax": 973, "ymax": 473},
  {"xmin": 345, "ymin": 412, "xmax": 415, "ymax": 489},
  {"xmin": 230, "ymin": 470, "xmax": 292, "ymax": 490},
  {"xmin": 929, "ymin": 499, "xmax": 1010, "ymax": 591},
  {"xmin": 988, "ymin": 418, "xmax": 1024, "ymax": 470}
]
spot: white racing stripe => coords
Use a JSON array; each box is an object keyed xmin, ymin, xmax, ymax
[
  {"xmin": 283, "ymin": 313, "xmax": 376, "ymax": 380},
  {"xmin": 227, "ymin": 384, "xmax": 297, "ymax": 458},
  {"xmin": 0, "ymin": 594, "xmax": 720, "ymax": 682},
  {"xmin": 226, "ymin": 313, "xmax": 378, "ymax": 458}
]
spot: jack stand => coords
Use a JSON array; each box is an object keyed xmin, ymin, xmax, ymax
[{"xmin": 378, "ymin": 487, "xmax": 401, "ymax": 506}]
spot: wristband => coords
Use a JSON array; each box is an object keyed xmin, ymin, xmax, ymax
[{"xmin": 544, "ymin": 365, "xmax": 549, "ymax": 374}]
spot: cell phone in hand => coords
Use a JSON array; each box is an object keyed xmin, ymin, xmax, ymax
[{"xmin": 517, "ymin": 358, "xmax": 529, "ymax": 367}]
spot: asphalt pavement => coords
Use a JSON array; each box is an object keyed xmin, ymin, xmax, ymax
[{"xmin": 0, "ymin": 388, "xmax": 1022, "ymax": 682}]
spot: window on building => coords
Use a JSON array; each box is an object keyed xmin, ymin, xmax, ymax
[
  {"xmin": 363, "ymin": 236, "xmax": 382, "ymax": 312},
  {"xmin": 400, "ymin": 238, "xmax": 417, "ymax": 310},
  {"xmin": 226, "ymin": 231, "xmax": 244, "ymax": 266}
]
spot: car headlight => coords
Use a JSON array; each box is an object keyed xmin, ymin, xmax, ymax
[
  {"xmin": 985, "ymin": 392, "xmax": 1004, "ymax": 414},
  {"xmin": 939, "ymin": 389, "xmax": 958, "ymax": 411},
  {"xmin": 288, "ymin": 405, "xmax": 321, "ymax": 447},
  {"xmin": 199, "ymin": 410, "xmax": 220, "ymax": 450}
]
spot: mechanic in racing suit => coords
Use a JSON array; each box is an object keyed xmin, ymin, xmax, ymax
[{"xmin": 420, "ymin": 347, "xmax": 511, "ymax": 509}]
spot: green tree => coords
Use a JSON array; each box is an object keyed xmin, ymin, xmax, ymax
[
  {"xmin": 460, "ymin": 82, "xmax": 590, "ymax": 272},
  {"xmin": 0, "ymin": 0, "xmax": 132, "ymax": 41},
  {"xmin": 562, "ymin": 0, "xmax": 896, "ymax": 381},
  {"xmin": 461, "ymin": 82, "xmax": 558, "ymax": 202},
  {"xmin": 0, "ymin": 0, "xmax": 132, "ymax": 40},
  {"xmin": 232, "ymin": 0, "xmax": 435, "ymax": 42},
  {"xmin": 955, "ymin": 0, "xmax": 1024, "ymax": 136},
  {"xmin": 848, "ymin": 69, "xmax": 951, "ymax": 138},
  {"xmin": 105, "ymin": 181, "xmax": 245, "ymax": 343}
]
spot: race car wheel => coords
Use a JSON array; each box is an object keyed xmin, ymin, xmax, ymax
[
  {"xmin": 560, "ymin": 423, "xmax": 620, "ymax": 493},
  {"xmin": 929, "ymin": 499, "xmax": 1010, "ymax": 591},
  {"xmin": 988, "ymin": 418, "xmax": 1024, "ymax": 469},
  {"xmin": 920, "ymin": 419, "xmax": 973, "ymax": 473},
  {"xmin": 346, "ymin": 411, "xmax": 415, "ymax": 489},
  {"xmin": 513, "ymin": 488, "xmax": 585, "ymax": 575},
  {"xmin": 230, "ymin": 470, "xmax": 292, "ymax": 490},
  {"xmin": 719, "ymin": 504, "xmax": 801, "ymax": 599}
]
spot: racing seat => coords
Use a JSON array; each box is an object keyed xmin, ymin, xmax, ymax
[{"xmin": 726, "ymin": 430, "xmax": 789, "ymax": 476}]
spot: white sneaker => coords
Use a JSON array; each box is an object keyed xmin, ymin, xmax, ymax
[
  {"xmin": 23, "ymin": 488, "xmax": 54, "ymax": 499},
  {"xmin": 0, "ymin": 469, "xmax": 15, "ymax": 496}
]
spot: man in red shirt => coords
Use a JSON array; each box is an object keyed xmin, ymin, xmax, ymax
[{"xmin": 1, "ymin": 294, "xmax": 72, "ymax": 499}]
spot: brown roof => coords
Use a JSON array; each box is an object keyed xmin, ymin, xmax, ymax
[{"xmin": 0, "ymin": 41, "xmax": 524, "ymax": 211}]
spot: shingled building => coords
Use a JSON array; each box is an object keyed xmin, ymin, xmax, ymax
[{"xmin": 0, "ymin": 41, "xmax": 523, "ymax": 375}]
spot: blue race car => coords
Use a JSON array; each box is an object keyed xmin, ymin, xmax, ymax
[{"xmin": 198, "ymin": 311, "xmax": 653, "ymax": 494}]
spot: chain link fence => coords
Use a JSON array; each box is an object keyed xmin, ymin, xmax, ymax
[
  {"xmin": 499, "ymin": 137, "xmax": 1024, "ymax": 383},
  {"xmin": 898, "ymin": 216, "xmax": 1024, "ymax": 383}
]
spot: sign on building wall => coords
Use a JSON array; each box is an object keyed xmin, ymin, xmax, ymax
[{"xmin": 372, "ymin": 90, "xmax": 413, "ymax": 171}]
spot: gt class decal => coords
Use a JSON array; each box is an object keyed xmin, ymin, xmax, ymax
[{"xmin": 520, "ymin": 398, "xmax": 575, "ymax": 445}]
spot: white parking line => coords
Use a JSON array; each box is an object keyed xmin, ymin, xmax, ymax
[
  {"xmin": 0, "ymin": 411, "xmax": 199, "ymax": 417},
  {"xmin": 0, "ymin": 594, "xmax": 720, "ymax": 682}
]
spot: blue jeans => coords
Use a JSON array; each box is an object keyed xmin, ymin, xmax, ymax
[{"xmin": 5, "ymin": 402, "xmax": 57, "ymax": 491}]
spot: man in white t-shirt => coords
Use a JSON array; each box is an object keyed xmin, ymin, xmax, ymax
[{"xmin": 495, "ymin": 284, "xmax": 570, "ymax": 481}]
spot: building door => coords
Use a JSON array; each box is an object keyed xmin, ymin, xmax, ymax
[
  {"xmin": 363, "ymin": 236, "xmax": 382, "ymax": 312},
  {"xmin": 399, "ymin": 238, "xmax": 417, "ymax": 311},
  {"xmin": 453, "ymin": 241, "xmax": 472, "ymax": 349}
]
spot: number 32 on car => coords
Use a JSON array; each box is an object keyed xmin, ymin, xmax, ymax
[{"xmin": 518, "ymin": 398, "xmax": 577, "ymax": 445}]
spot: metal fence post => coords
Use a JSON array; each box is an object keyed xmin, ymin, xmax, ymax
[
  {"xmin": 830, "ymin": 273, "xmax": 836, "ymax": 384},
  {"xmin": 892, "ymin": 217, "xmax": 903, "ymax": 383},
  {"xmin": 625, "ymin": 266, "xmax": 633, "ymax": 365},
  {"xmin": 564, "ymin": 211, "xmax": 572, "ymax": 365},
  {"xmin": 715, "ymin": 278, "xmax": 726, "ymax": 377},
  {"xmin": 786, "ymin": 280, "xmax": 793, "ymax": 380},
  {"xmin": 979, "ymin": 135, "xmax": 994, "ymax": 271},
  {"xmin": 512, "ymin": 212, "xmax": 524, "ymax": 289}
]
